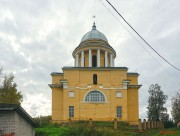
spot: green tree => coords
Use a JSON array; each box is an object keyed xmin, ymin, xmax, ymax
[
  {"xmin": 0, "ymin": 68, "xmax": 23, "ymax": 105},
  {"xmin": 147, "ymin": 84, "xmax": 168, "ymax": 121},
  {"xmin": 171, "ymin": 91, "xmax": 180, "ymax": 123}
]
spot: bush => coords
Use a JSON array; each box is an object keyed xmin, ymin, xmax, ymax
[
  {"xmin": 34, "ymin": 115, "xmax": 52, "ymax": 127},
  {"xmin": 95, "ymin": 121, "xmax": 113, "ymax": 127},
  {"xmin": 68, "ymin": 125, "xmax": 120, "ymax": 136},
  {"xmin": 164, "ymin": 120, "xmax": 176, "ymax": 128}
]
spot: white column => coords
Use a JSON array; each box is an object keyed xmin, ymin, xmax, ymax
[
  {"xmin": 75, "ymin": 54, "xmax": 79, "ymax": 67},
  {"xmin": 81, "ymin": 51, "xmax": 84, "ymax": 67},
  {"xmin": 97, "ymin": 49, "xmax": 100, "ymax": 67},
  {"xmin": 113, "ymin": 56, "xmax": 115, "ymax": 67},
  {"xmin": 105, "ymin": 51, "xmax": 108, "ymax": 67},
  {"xmin": 110, "ymin": 54, "xmax": 113, "ymax": 67},
  {"xmin": 89, "ymin": 49, "xmax": 92, "ymax": 67}
]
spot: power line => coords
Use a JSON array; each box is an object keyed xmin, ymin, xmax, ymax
[
  {"xmin": 98, "ymin": 0, "xmax": 180, "ymax": 83},
  {"xmin": 105, "ymin": 0, "xmax": 180, "ymax": 72}
]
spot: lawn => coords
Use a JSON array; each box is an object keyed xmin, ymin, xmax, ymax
[{"xmin": 35, "ymin": 123, "xmax": 180, "ymax": 136}]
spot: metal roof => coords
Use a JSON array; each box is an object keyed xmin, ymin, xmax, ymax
[{"xmin": 81, "ymin": 23, "xmax": 108, "ymax": 43}]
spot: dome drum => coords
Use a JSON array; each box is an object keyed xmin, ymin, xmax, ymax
[
  {"xmin": 74, "ymin": 48, "xmax": 115, "ymax": 67},
  {"xmin": 72, "ymin": 44, "xmax": 116, "ymax": 58}
]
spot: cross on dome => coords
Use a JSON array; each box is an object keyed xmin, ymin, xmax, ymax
[{"xmin": 92, "ymin": 22, "xmax": 96, "ymax": 30}]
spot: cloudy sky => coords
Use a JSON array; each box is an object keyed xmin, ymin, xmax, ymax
[{"xmin": 0, "ymin": 0, "xmax": 180, "ymax": 119}]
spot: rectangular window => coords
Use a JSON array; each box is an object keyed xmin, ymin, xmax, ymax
[
  {"xmin": 69, "ymin": 106, "xmax": 74, "ymax": 118},
  {"xmin": 116, "ymin": 91, "xmax": 122, "ymax": 98},
  {"xmin": 69, "ymin": 92, "xmax": 74, "ymax": 97},
  {"xmin": 117, "ymin": 106, "xmax": 122, "ymax": 118}
]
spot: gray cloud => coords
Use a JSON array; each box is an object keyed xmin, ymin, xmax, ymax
[{"xmin": 0, "ymin": 0, "xmax": 180, "ymax": 119}]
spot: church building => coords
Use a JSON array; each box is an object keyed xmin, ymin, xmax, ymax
[{"xmin": 49, "ymin": 23, "xmax": 141, "ymax": 125}]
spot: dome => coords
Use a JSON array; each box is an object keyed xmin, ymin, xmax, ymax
[{"xmin": 81, "ymin": 23, "xmax": 108, "ymax": 43}]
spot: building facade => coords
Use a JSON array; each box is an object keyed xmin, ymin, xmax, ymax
[
  {"xmin": 0, "ymin": 104, "xmax": 37, "ymax": 136},
  {"xmin": 49, "ymin": 23, "xmax": 141, "ymax": 125}
]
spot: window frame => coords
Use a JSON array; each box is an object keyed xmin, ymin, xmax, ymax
[
  {"xmin": 69, "ymin": 91, "xmax": 74, "ymax": 98},
  {"xmin": 84, "ymin": 90, "xmax": 106, "ymax": 103},
  {"xmin": 117, "ymin": 106, "xmax": 122, "ymax": 118},
  {"xmin": 69, "ymin": 106, "xmax": 74, "ymax": 118},
  {"xmin": 93, "ymin": 74, "xmax": 97, "ymax": 84},
  {"xmin": 116, "ymin": 91, "xmax": 122, "ymax": 98}
]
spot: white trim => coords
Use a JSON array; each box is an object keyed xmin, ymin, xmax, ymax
[
  {"xmin": 89, "ymin": 49, "xmax": 92, "ymax": 67},
  {"xmin": 62, "ymin": 82, "xmax": 67, "ymax": 88},
  {"xmin": 116, "ymin": 91, "xmax": 122, "ymax": 98},
  {"xmin": 63, "ymin": 86, "xmax": 125, "ymax": 90},
  {"xmin": 110, "ymin": 54, "xmax": 113, "ymax": 67},
  {"xmin": 69, "ymin": 91, "xmax": 75, "ymax": 97},
  {"xmin": 75, "ymin": 54, "xmax": 79, "ymax": 67},
  {"xmin": 97, "ymin": 49, "xmax": 100, "ymax": 67},
  {"xmin": 123, "ymin": 82, "xmax": 128, "ymax": 89},
  {"xmin": 113, "ymin": 56, "xmax": 115, "ymax": 67},
  {"xmin": 81, "ymin": 50, "xmax": 84, "ymax": 67},
  {"xmin": 105, "ymin": 51, "xmax": 108, "ymax": 67}
]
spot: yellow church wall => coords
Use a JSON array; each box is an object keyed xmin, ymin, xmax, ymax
[
  {"xmin": 62, "ymin": 89, "xmax": 80, "ymax": 120},
  {"xmin": 63, "ymin": 70, "xmax": 80, "ymax": 85},
  {"xmin": 51, "ymin": 69, "xmax": 139, "ymax": 125},
  {"xmin": 52, "ymin": 75, "xmax": 63, "ymax": 84},
  {"xmin": 63, "ymin": 69, "xmax": 127, "ymax": 86},
  {"xmin": 79, "ymin": 102, "xmax": 111, "ymax": 120},
  {"xmin": 110, "ymin": 89, "xmax": 128, "ymax": 121},
  {"xmin": 52, "ymin": 88, "xmax": 63, "ymax": 122},
  {"xmin": 61, "ymin": 88, "xmax": 129, "ymax": 121},
  {"xmin": 127, "ymin": 75, "xmax": 138, "ymax": 85},
  {"xmin": 79, "ymin": 88, "xmax": 111, "ymax": 120},
  {"xmin": 110, "ymin": 70, "xmax": 127, "ymax": 86},
  {"xmin": 127, "ymin": 88, "xmax": 139, "ymax": 125}
]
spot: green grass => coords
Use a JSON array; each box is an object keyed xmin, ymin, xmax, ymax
[
  {"xmin": 35, "ymin": 124, "xmax": 69, "ymax": 136},
  {"xmin": 131, "ymin": 128, "xmax": 180, "ymax": 136},
  {"xmin": 35, "ymin": 123, "xmax": 180, "ymax": 136}
]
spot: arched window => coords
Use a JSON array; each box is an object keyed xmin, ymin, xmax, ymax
[
  {"xmin": 92, "ymin": 55, "xmax": 97, "ymax": 67},
  {"xmin": 85, "ymin": 91, "xmax": 105, "ymax": 102}
]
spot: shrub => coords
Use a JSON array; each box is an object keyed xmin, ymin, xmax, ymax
[{"xmin": 164, "ymin": 120, "xmax": 176, "ymax": 128}]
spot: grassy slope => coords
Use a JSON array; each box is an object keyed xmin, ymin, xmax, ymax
[{"xmin": 35, "ymin": 124, "xmax": 180, "ymax": 136}]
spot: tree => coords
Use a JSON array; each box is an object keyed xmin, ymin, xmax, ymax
[
  {"xmin": 171, "ymin": 91, "xmax": 180, "ymax": 123},
  {"xmin": 147, "ymin": 84, "xmax": 168, "ymax": 121},
  {"xmin": 0, "ymin": 68, "xmax": 23, "ymax": 105}
]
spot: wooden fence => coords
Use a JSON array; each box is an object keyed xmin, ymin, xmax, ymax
[
  {"xmin": 36, "ymin": 117, "xmax": 164, "ymax": 132},
  {"xmin": 66, "ymin": 118, "xmax": 164, "ymax": 131},
  {"xmin": 138, "ymin": 119, "xmax": 164, "ymax": 132}
]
